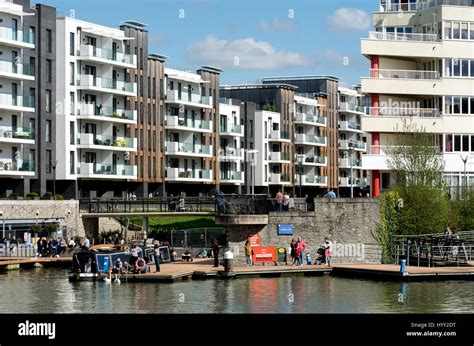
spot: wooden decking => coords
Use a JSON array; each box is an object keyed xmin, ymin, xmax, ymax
[{"xmin": 0, "ymin": 257, "xmax": 72, "ymax": 270}]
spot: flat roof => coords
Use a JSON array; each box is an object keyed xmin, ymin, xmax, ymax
[
  {"xmin": 220, "ymin": 83, "xmax": 298, "ymax": 91},
  {"xmin": 198, "ymin": 65, "xmax": 223, "ymax": 73},
  {"xmin": 148, "ymin": 53, "xmax": 168, "ymax": 62},
  {"xmin": 262, "ymin": 75, "xmax": 340, "ymax": 82}
]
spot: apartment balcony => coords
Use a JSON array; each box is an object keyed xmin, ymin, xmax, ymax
[
  {"xmin": 0, "ymin": 60, "xmax": 35, "ymax": 81},
  {"xmin": 339, "ymin": 140, "xmax": 367, "ymax": 152},
  {"xmin": 165, "ymin": 141, "xmax": 212, "ymax": 158},
  {"xmin": 77, "ymin": 75, "xmax": 137, "ymax": 97},
  {"xmin": 362, "ymin": 107, "xmax": 446, "ymax": 133},
  {"xmin": 298, "ymin": 154, "xmax": 327, "ymax": 166},
  {"xmin": 295, "ymin": 112, "xmax": 327, "ymax": 127},
  {"xmin": 339, "ymin": 121, "xmax": 363, "ymax": 133},
  {"xmin": 361, "ymin": 69, "xmax": 443, "ymax": 96},
  {"xmin": 166, "ymin": 168, "xmax": 213, "ymax": 182},
  {"xmin": 77, "ymin": 133, "xmax": 137, "ymax": 152},
  {"xmin": 78, "ymin": 45, "xmax": 137, "ymax": 68},
  {"xmin": 0, "ymin": 93, "xmax": 35, "ymax": 113},
  {"xmin": 165, "ymin": 90, "xmax": 213, "ymax": 109},
  {"xmin": 361, "ymin": 145, "xmax": 391, "ymax": 171},
  {"xmin": 268, "ymin": 130, "xmax": 291, "ymax": 142},
  {"xmin": 296, "ymin": 174, "xmax": 327, "ymax": 186},
  {"xmin": 78, "ymin": 163, "xmax": 137, "ymax": 180},
  {"xmin": 220, "ymin": 170, "xmax": 244, "ymax": 184},
  {"xmin": 0, "ymin": 27, "xmax": 35, "ymax": 49},
  {"xmin": 339, "ymin": 177, "xmax": 368, "ymax": 187},
  {"xmin": 295, "ymin": 133, "xmax": 327, "ymax": 147},
  {"xmin": 268, "ymin": 173, "xmax": 292, "ymax": 185},
  {"xmin": 267, "ymin": 151, "xmax": 291, "ymax": 162},
  {"xmin": 0, "ymin": 159, "xmax": 35, "ymax": 177},
  {"xmin": 220, "ymin": 147, "xmax": 243, "ymax": 161},
  {"xmin": 339, "ymin": 158, "xmax": 362, "ymax": 169},
  {"xmin": 78, "ymin": 103, "xmax": 137, "ymax": 124},
  {"xmin": 165, "ymin": 115, "xmax": 212, "ymax": 133},
  {"xmin": 339, "ymin": 102, "xmax": 367, "ymax": 115},
  {"xmin": 0, "ymin": 126, "xmax": 34, "ymax": 144},
  {"xmin": 220, "ymin": 124, "xmax": 244, "ymax": 137}
]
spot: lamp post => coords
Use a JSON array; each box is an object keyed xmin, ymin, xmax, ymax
[
  {"xmin": 348, "ymin": 141, "xmax": 355, "ymax": 198},
  {"xmin": 460, "ymin": 154, "xmax": 469, "ymax": 198},
  {"xmin": 296, "ymin": 154, "xmax": 304, "ymax": 198},
  {"xmin": 50, "ymin": 160, "xmax": 58, "ymax": 200}
]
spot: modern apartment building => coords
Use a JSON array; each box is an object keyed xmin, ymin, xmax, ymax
[
  {"xmin": 338, "ymin": 84, "xmax": 370, "ymax": 195},
  {"xmin": 219, "ymin": 97, "xmax": 245, "ymax": 193},
  {"xmin": 361, "ymin": 0, "xmax": 474, "ymax": 197},
  {"xmin": 55, "ymin": 16, "xmax": 138, "ymax": 198},
  {"xmin": 0, "ymin": 0, "xmax": 56, "ymax": 197}
]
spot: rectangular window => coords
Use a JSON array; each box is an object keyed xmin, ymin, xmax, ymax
[
  {"xmin": 471, "ymin": 60, "xmax": 474, "ymax": 77},
  {"xmin": 462, "ymin": 60, "xmax": 469, "ymax": 77},
  {"xmin": 445, "ymin": 58, "xmax": 452, "ymax": 76},
  {"xmin": 445, "ymin": 96, "xmax": 452, "ymax": 114},
  {"xmin": 453, "ymin": 59, "xmax": 461, "ymax": 76},
  {"xmin": 70, "ymin": 62, "xmax": 74, "ymax": 85},
  {"xmin": 46, "ymin": 90, "xmax": 51, "ymax": 112},
  {"xmin": 46, "ymin": 150, "xmax": 52, "ymax": 173},
  {"xmin": 29, "ymin": 26, "xmax": 35, "ymax": 44},
  {"xmin": 70, "ymin": 32, "xmax": 75, "ymax": 56},
  {"xmin": 461, "ymin": 23, "xmax": 469, "ymax": 40},
  {"xmin": 70, "ymin": 151, "xmax": 75, "ymax": 174},
  {"xmin": 462, "ymin": 135, "xmax": 469, "ymax": 152},
  {"xmin": 453, "ymin": 97, "xmax": 461, "ymax": 113},
  {"xmin": 444, "ymin": 21, "xmax": 452, "ymax": 39},
  {"xmin": 46, "ymin": 29, "xmax": 52, "ymax": 53},
  {"xmin": 70, "ymin": 122, "xmax": 74, "ymax": 144},
  {"xmin": 249, "ymin": 120, "xmax": 254, "ymax": 137},
  {"xmin": 70, "ymin": 92, "xmax": 75, "ymax": 115},
  {"xmin": 445, "ymin": 135, "xmax": 452, "ymax": 152},
  {"xmin": 470, "ymin": 97, "xmax": 474, "ymax": 115},
  {"xmin": 454, "ymin": 135, "xmax": 461, "ymax": 151},
  {"xmin": 46, "ymin": 59, "xmax": 52, "ymax": 82},
  {"xmin": 453, "ymin": 22, "xmax": 460, "ymax": 39},
  {"xmin": 471, "ymin": 135, "xmax": 474, "ymax": 152},
  {"xmin": 46, "ymin": 120, "xmax": 52, "ymax": 143},
  {"xmin": 462, "ymin": 97, "xmax": 469, "ymax": 114},
  {"xmin": 470, "ymin": 23, "xmax": 474, "ymax": 40},
  {"xmin": 29, "ymin": 57, "xmax": 35, "ymax": 75}
]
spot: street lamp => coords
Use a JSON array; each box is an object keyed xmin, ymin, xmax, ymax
[
  {"xmin": 50, "ymin": 160, "xmax": 58, "ymax": 200},
  {"xmin": 347, "ymin": 141, "xmax": 355, "ymax": 198},
  {"xmin": 296, "ymin": 154, "xmax": 304, "ymax": 198}
]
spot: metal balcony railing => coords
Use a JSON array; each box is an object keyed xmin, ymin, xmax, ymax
[
  {"xmin": 369, "ymin": 69, "xmax": 440, "ymax": 80},
  {"xmin": 367, "ymin": 31, "xmax": 439, "ymax": 42}
]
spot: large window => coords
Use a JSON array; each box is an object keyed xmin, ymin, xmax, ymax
[
  {"xmin": 444, "ymin": 96, "xmax": 474, "ymax": 115},
  {"xmin": 70, "ymin": 122, "xmax": 74, "ymax": 145},
  {"xmin": 70, "ymin": 62, "xmax": 75, "ymax": 85},
  {"xmin": 445, "ymin": 134, "xmax": 474, "ymax": 153},
  {"xmin": 69, "ymin": 32, "xmax": 75, "ymax": 56},
  {"xmin": 70, "ymin": 151, "xmax": 75, "ymax": 174},
  {"xmin": 444, "ymin": 21, "xmax": 474, "ymax": 41},
  {"xmin": 46, "ymin": 150, "xmax": 52, "ymax": 173},
  {"xmin": 46, "ymin": 59, "xmax": 52, "ymax": 83},
  {"xmin": 46, "ymin": 29, "xmax": 52, "ymax": 53}
]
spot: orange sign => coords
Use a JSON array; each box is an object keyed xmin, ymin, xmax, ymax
[
  {"xmin": 247, "ymin": 233, "xmax": 260, "ymax": 247},
  {"xmin": 252, "ymin": 246, "xmax": 276, "ymax": 263}
]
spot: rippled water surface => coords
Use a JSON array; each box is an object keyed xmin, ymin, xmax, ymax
[{"xmin": 1, "ymin": 269, "xmax": 473, "ymax": 313}]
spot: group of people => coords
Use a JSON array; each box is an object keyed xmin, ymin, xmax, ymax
[
  {"xmin": 289, "ymin": 236, "xmax": 307, "ymax": 266},
  {"xmin": 36, "ymin": 236, "xmax": 74, "ymax": 257},
  {"xmin": 274, "ymin": 190, "xmax": 295, "ymax": 212},
  {"xmin": 167, "ymin": 193, "xmax": 186, "ymax": 212}
]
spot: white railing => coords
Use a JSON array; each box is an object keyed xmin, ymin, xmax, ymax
[
  {"xmin": 369, "ymin": 69, "xmax": 440, "ymax": 80},
  {"xmin": 368, "ymin": 145, "xmax": 440, "ymax": 155},
  {"xmin": 367, "ymin": 107, "xmax": 440, "ymax": 117},
  {"xmin": 367, "ymin": 31, "xmax": 439, "ymax": 42},
  {"xmin": 417, "ymin": 0, "xmax": 474, "ymax": 10}
]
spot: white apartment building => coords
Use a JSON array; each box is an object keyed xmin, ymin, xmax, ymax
[
  {"xmin": 219, "ymin": 98, "xmax": 244, "ymax": 189},
  {"xmin": 338, "ymin": 85, "xmax": 369, "ymax": 189},
  {"xmin": 163, "ymin": 67, "xmax": 214, "ymax": 183},
  {"xmin": 294, "ymin": 94, "xmax": 328, "ymax": 188},
  {"xmin": 55, "ymin": 17, "xmax": 138, "ymax": 185},
  {"xmin": 0, "ymin": 1, "xmax": 35, "ymax": 179},
  {"xmin": 361, "ymin": 0, "xmax": 474, "ymax": 197}
]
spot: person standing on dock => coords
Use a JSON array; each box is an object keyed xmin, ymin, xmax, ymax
[
  {"xmin": 324, "ymin": 238, "xmax": 333, "ymax": 266},
  {"xmin": 153, "ymin": 243, "xmax": 161, "ymax": 272},
  {"xmin": 129, "ymin": 243, "xmax": 140, "ymax": 271},
  {"xmin": 298, "ymin": 237, "xmax": 306, "ymax": 266},
  {"xmin": 275, "ymin": 190, "xmax": 283, "ymax": 212},
  {"xmin": 212, "ymin": 239, "xmax": 220, "ymax": 267},
  {"xmin": 244, "ymin": 240, "xmax": 253, "ymax": 267}
]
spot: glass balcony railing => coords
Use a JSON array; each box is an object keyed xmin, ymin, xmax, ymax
[
  {"xmin": 78, "ymin": 134, "xmax": 135, "ymax": 148},
  {"xmin": 0, "ymin": 126, "xmax": 34, "ymax": 140},
  {"xmin": 296, "ymin": 134, "xmax": 326, "ymax": 145},
  {"xmin": 79, "ymin": 104, "xmax": 135, "ymax": 121},
  {"xmin": 220, "ymin": 170, "xmax": 242, "ymax": 180},
  {"xmin": 220, "ymin": 124, "xmax": 243, "ymax": 134},
  {"xmin": 166, "ymin": 90, "xmax": 212, "ymax": 106},
  {"xmin": 367, "ymin": 31, "xmax": 439, "ymax": 42},
  {"xmin": 0, "ymin": 27, "xmax": 35, "ymax": 44},
  {"xmin": 80, "ymin": 45, "xmax": 135, "ymax": 65},
  {"xmin": 305, "ymin": 175, "xmax": 327, "ymax": 184},
  {"xmin": 367, "ymin": 107, "xmax": 440, "ymax": 117},
  {"xmin": 78, "ymin": 75, "xmax": 136, "ymax": 93},
  {"xmin": 369, "ymin": 69, "xmax": 440, "ymax": 80},
  {"xmin": 0, "ymin": 159, "xmax": 35, "ymax": 172},
  {"xmin": 0, "ymin": 93, "xmax": 35, "ymax": 108},
  {"xmin": 300, "ymin": 155, "xmax": 326, "ymax": 164},
  {"xmin": 166, "ymin": 115, "xmax": 211, "ymax": 130},
  {"xmin": 0, "ymin": 60, "xmax": 35, "ymax": 76},
  {"xmin": 166, "ymin": 142, "xmax": 212, "ymax": 155},
  {"xmin": 222, "ymin": 147, "xmax": 242, "ymax": 157},
  {"xmin": 79, "ymin": 163, "xmax": 135, "ymax": 176}
]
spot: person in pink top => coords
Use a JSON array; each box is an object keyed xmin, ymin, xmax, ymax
[
  {"xmin": 297, "ymin": 236, "xmax": 306, "ymax": 266},
  {"xmin": 275, "ymin": 190, "xmax": 283, "ymax": 212}
]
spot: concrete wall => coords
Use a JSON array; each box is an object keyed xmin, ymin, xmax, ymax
[
  {"xmin": 225, "ymin": 198, "xmax": 382, "ymax": 266},
  {"xmin": 0, "ymin": 200, "xmax": 84, "ymax": 237}
]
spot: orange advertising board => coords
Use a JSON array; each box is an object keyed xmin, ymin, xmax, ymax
[
  {"xmin": 252, "ymin": 246, "xmax": 277, "ymax": 263},
  {"xmin": 247, "ymin": 233, "xmax": 260, "ymax": 247}
]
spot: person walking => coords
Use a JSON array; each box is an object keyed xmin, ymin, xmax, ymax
[
  {"xmin": 294, "ymin": 239, "xmax": 302, "ymax": 266},
  {"xmin": 244, "ymin": 240, "xmax": 253, "ymax": 267},
  {"xmin": 324, "ymin": 237, "xmax": 333, "ymax": 266},
  {"xmin": 275, "ymin": 190, "xmax": 283, "ymax": 212},
  {"xmin": 298, "ymin": 236, "xmax": 306, "ymax": 266},
  {"xmin": 212, "ymin": 239, "xmax": 220, "ymax": 267},
  {"xmin": 153, "ymin": 243, "xmax": 161, "ymax": 272}
]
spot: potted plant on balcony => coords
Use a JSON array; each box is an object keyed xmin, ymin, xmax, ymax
[{"xmin": 114, "ymin": 139, "xmax": 127, "ymax": 147}]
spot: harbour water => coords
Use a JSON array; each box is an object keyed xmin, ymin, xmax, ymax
[{"xmin": 1, "ymin": 269, "xmax": 473, "ymax": 313}]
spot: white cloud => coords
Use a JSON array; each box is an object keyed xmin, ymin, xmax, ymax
[
  {"xmin": 149, "ymin": 34, "xmax": 166, "ymax": 45},
  {"xmin": 187, "ymin": 35, "xmax": 311, "ymax": 70},
  {"xmin": 260, "ymin": 18, "xmax": 297, "ymax": 32},
  {"xmin": 327, "ymin": 8, "xmax": 370, "ymax": 32}
]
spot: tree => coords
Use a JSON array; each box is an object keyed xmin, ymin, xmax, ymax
[
  {"xmin": 386, "ymin": 120, "xmax": 449, "ymax": 235},
  {"xmin": 374, "ymin": 191, "xmax": 399, "ymax": 263},
  {"xmin": 386, "ymin": 120, "xmax": 445, "ymax": 189}
]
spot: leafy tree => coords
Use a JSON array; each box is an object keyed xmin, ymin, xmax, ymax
[{"xmin": 373, "ymin": 191, "xmax": 399, "ymax": 263}]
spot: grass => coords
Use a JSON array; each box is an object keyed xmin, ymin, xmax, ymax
[{"xmin": 130, "ymin": 216, "xmax": 217, "ymax": 231}]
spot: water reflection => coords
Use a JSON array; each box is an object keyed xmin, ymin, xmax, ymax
[{"xmin": 0, "ymin": 269, "xmax": 473, "ymax": 313}]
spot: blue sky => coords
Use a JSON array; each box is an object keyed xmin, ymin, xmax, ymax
[{"xmin": 33, "ymin": 0, "xmax": 377, "ymax": 85}]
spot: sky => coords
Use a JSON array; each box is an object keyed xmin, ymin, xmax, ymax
[{"xmin": 32, "ymin": 0, "xmax": 378, "ymax": 85}]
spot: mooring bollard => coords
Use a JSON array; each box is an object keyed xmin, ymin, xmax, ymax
[
  {"xmin": 224, "ymin": 250, "xmax": 234, "ymax": 272},
  {"xmin": 400, "ymin": 259, "xmax": 406, "ymax": 273}
]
